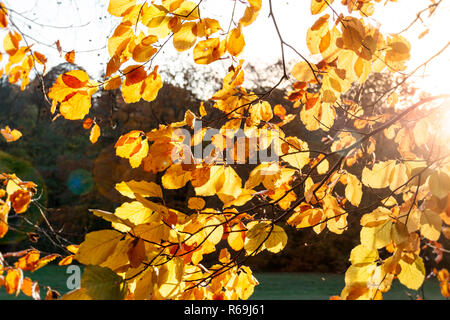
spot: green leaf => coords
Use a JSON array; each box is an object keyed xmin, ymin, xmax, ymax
[{"xmin": 81, "ymin": 265, "xmax": 127, "ymax": 300}]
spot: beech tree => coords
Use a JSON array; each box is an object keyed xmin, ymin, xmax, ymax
[{"xmin": 0, "ymin": 0, "xmax": 449, "ymax": 300}]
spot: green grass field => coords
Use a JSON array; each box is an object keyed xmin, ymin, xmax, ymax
[{"xmin": 0, "ymin": 265, "xmax": 445, "ymax": 300}]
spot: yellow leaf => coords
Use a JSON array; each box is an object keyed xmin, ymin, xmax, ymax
[
  {"xmin": 5, "ymin": 268, "xmax": 23, "ymax": 296},
  {"xmin": 115, "ymin": 131, "xmax": 149, "ymax": 168},
  {"xmin": 113, "ymin": 201, "xmax": 156, "ymax": 232},
  {"xmin": 287, "ymin": 205, "xmax": 325, "ymax": 233},
  {"xmin": 290, "ymin": 61, "xmax": 318, "ymax": 82},
  {"xmin": 397, "ymin": 256, "xmax": 425, "ymax": 290},
  {"xmin": 317, "ymin": 158, "xmax": 329, "ymax": 174},
  {"xmin": 264, "ymin": 224, "xmax": 287, "ymax": 253},
  {"xmin": 226, "ymin": 26, "xmax": 245, "ymax": 56},
  {"xmin": 141, "ymin": 68, "xmax": 163, "ymax": 102},
  {"xmin": 244, "ymin": 221, "xmax": 268, "ymax": 255},
  {"xmin": 162, "ymin": 164, "xmax": 191, "ymax": 190},
  {"xmin": 89, "ymin": 123, "xmax": 101, "ymax": 144},
  {"xmin": 361, "ymin": 160, "xmax": 396, "ymax": 189},
  {"xmin": 172, "ymin": 1, "xmax": 200, "ymax": 20},
  {"xmin": 310, "ymin": 0, "xmax": 334, "ymax": 15},
  {"xmin": 104, "ymin": 75, "xmax": 122, "ymax": 90},
  {"xmin": 194, "ymin": 18, "xmax": 221, "ymax": 38},
  {"xmin": 187, "ymin": 197, "xmax": 205, "ymax": 210},
  {"xmin": 115, "ymin": 180, "xmax": 163, "ymax": 199},
  {"xmin": 282, "ymin": 137, "xmax": 310, "ymax": 171},
  {"xmin": 306, "ymin": 15, "xmax": 329, "ymax": 55},
  {"xmin": 360, "ymin": 220, "xmax": 393, "ymax": 250},
  {"xmin": 239, "ymin": 4, "xmax": 260, "ymax": 27},
  {"xmin": 193, "ymin": 38, "xmax": 225, "ymax": 64},
  {"xmin": 173, "ymin": 22, "xmax": 197, "ymax": 52},
  {"xmin": 345, "ymin": 264, "xmax": 376, "ymax": 286},
  {"xmin": 90, "ymin": 209, "xmax": 135, "ymax": 232},
  {"xmin": 132, "ymin": 43, "xmax": 157, "ymax": 63},
  {"xmin": 0, "ymin": 203, "xmax": 10, "ymax": 238},
  {"xmin": 120, "ymin": 65, "xmax": 147, "ymax": 103},
  {"xmin": 420, "ymin": 209, "xmax": 442, "ymax": 241},
  {"xmin": 108, "ymin": 0, "xmax": 136, "ymax": 17},
  {"xmin": 162, "ymin": 0, "xmax": 184, "ymax": 11},
  {"xmin": 345, "ymin": 173, "xmax": 362, "ymax": 207},
  {"xmin": 195, "ymin": 165, "xmax": 225, "ymax": 197},
  {"xmin": 349, "ymin": 244, "xmax": 379, "ymax": 267},
  {"xmin": 3, "ymin": 31, "xmax": 21, "ymax": 56},
  {"xmin": 217, "ymin": 166, "xmax": 243, "ymax": 204},
  {"xmin": 48, "ymin": 70, "xmax": 98, "ymax": 120},
  {"xmin": 75, "ymin": 230, "xmax": 122, "ymax": 265},
  {"xmin": 1, "ymin": 126, "xmax": 22, "ymax": 143},
  {"xmin": 131, "ymin": 268, "xmax": 156, "ymax": 300},
  {"xmin": 157, "ymin": 257, "xmax": 184, "ymax": 298},
  {"xmin": 235, "ymin": 266, "xmax": 258, "ymax": 300},
  {"xmin": 133, "ymin": 221, "xmax": 170, "ymax": 244},
  {"xmin": 389, "ymin": 162, "xmax": 409, "ymax": 192},
  {"xmin": 429, "ymin": 170, "xmax": 450, "ymax": 199},
  {"xmin": 300, "ymin": 98, "xmax": 336, "ymax": 131},
  {"xmin": 107, "ymin": 21, "xmax": 133, "ymax": 57},
  {"xmin": 228, "ymin": 222, "xmax": 245, "ymax": 251}
]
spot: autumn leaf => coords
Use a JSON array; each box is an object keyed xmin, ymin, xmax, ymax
[
  {"xmin": 48, "ymin": 70, "xmax": 98, "ymax": 120},
  {"xmin": 115, "ymin": 130, "xmax": 149, "ymax": 168},
  {"xmin": 127, "ymin": 238, "xmax": 146, "ymax": 268},
  {"xmin": 226, "ymin": 26, "xmax": 245, "ymax": 56},
  {"xmin": 1, "ymin": 126, "xmax": 22, "ymax": 142},
  {"xmin": 115, "ymin": 180, "xmax": 163, "ymax": 199},
  {"xmin": 188, "ymin": 197, "xmax": 206, "ymax": 210},
  {"xmin": 64, "ymin": 50, "xmax": 75, "ymax": 64},
  {"xmin": 10, "ymin": 189, "xmax": 31, "ymax": 213},
  {"xmin": 5, "ymin": 268, "xmax": 22, "ymax": 295},
  {"xmin": 75, "ymin": 230, "xmax": 123, "ymax": 265},
  {"xmin": 108, "ymin": 0, "xmax": 136, "ymax": 17},
  {"xmin": 89, "ymin": 123, "xmax": 101, "ymax": 144},
  {"xmin": 397, "ymin": 256, "xmax": 425, "ymax": 290},
  {"xmin": 81, "ymin": 265, "xmax": 127, "ymax": 300},
  {"xmin": 310, "ymin": 0, "xmax": 334, "ymax": 15},
  {"xmin": 173, "ymin": 22, "xmax": 197, "ymax": 52}
]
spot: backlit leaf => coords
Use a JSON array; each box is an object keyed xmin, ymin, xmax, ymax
[{"xmin": 81, "ymin": 265, "xmax": 127, "ymax": 300}]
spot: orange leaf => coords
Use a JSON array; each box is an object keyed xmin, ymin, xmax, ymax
[
  {"xmin": 5, "ymin": 268, "xmax": 22, "ymax": 295},
  {"xmin": 106, "ymin": 55, "xmax": 121, "ymax": 78},
  {"xmin": 10, "ymin": 189, "xmax": 31, "ymax": 214},
  {"xmin": 83, "ymin": 118, "xmax": 94, "ymax": 129},
  {"xmin": 90, "ymin": 123, "xmax": 101, "ymax": 144},
  {"xmin": 58, "ymin": 255, "xmax": 74, "ymax": 266},
  {"xmin": 55, "ymin": 40, "xmax": 62, "ymax": 56},
  {"xmin": 66, "ymin": 244, "xmax": 79, "ymax": 254},
  {"xmin": 20, "ymin": 277, "xmax": 33, "ymax": 297},
  {"xmin": 226, "ymin": 26, "xmax": 245, "ymax": 56},
  {"xmin": 0, "ymin": 4, "xmax": 8, "ymax": 28},
  {"xmin": 0, "ymin": 203, "xmax": 9, "ymax": 238},
  {"xmin": 274, "ymin": 104, "xmax": 286, "ymax": 120},
  {"xmin": 33, "ymin": 51, "xmax": 47, "ymax": 65},
  {"xmin": 15, "ymin": 250, "xmax": 40, "ymax": 271},
  {"xmin": 3, "ymin": 31, "xmax": 21, "ymax": 56},
  {"xmin": 1, "ymin": 126, "xmax": 22, "ymax": 142},
  {"xmin": 62, "ymin": 73, "xmax": 88, "ymax": 89},
  {"xmin": 64, "ymin": 50, "xmax": 75, "ymax": 64},
  {"xmin": 124, "ymin": 65, "xmax": 147, "ymax": 85}
]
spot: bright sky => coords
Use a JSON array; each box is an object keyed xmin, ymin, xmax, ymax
[{"xmin": 2, "ymin": 0, "xmax": 449, "ymax": 97}]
